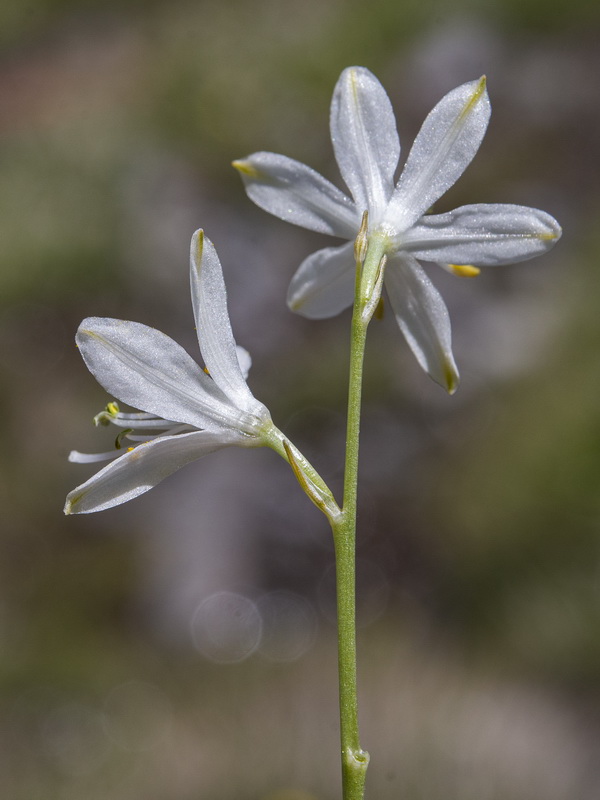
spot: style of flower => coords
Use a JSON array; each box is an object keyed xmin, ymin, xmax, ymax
[
  {"xmin": 234, "ymin": 67, "xmax": 562, "ymax": 392},
  {"xmin": 64, "ymin": 231, "xmax": 275, "ymax": 514}
]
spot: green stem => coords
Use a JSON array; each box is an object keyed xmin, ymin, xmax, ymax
[
  {"xmin": 332, "ymin": 233, "xmax": 388, "ymax": 800},
  {"xmin": 266, "ymin": 229, "xmax": 387, "ymax": 800}
]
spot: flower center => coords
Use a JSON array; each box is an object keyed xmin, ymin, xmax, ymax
[{"xmin": 69, "ymin": 402, "xmax": 194, "ymax": 464}]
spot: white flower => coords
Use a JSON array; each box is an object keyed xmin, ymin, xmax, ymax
[
  {"xmin": 65, "ymin": 231, "xmax": 275, "ymax": 514},
  {"xmin": 234, "ymin": 67, "xmax": 561, "ymax": 393}
]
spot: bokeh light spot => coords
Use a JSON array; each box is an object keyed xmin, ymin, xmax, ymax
[
  {"xmin": 257, "ymin": 590, "xmax": 318, "ymax": 662},
  {"xmin": 191, "ymin": 591, "xmax": 262, "ymax": 663}
]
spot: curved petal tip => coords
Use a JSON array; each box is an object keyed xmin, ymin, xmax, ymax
[
  {"xmin": 191, "ymin": 229, "xmax": 204, "ymax": 264},
  {"xmin": 232, "ymin": 159, "xmax": 261, "ymax": 179},
  {"xmin": 444, "ymin": 360, "xmax": 460, "ymax": 395}
]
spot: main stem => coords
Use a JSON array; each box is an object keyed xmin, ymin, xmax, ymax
[{"xmin": 333, "ymin": 234, "xmax": 387, "ymax": 800}]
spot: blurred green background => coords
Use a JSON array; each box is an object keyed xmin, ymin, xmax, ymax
[{"xmin": 1, "ymin": 0, "xmax": 599, "ymax": 797}]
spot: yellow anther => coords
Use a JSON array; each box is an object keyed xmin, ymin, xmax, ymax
[
  {"xmin": 94, "ymin": 401, "xmax": 120, "ymax": 427},
  {"xmin": 448, "ymin": 264, "xmax": 481, "ymax": 278},
  {"xmin": 127, "ymin": 446, "xmax": 134, "ymax": 452},
  {"xmin": 203, "ymin": 366, "xmax": 210, "ymax": 375},
  {"xmin": 232, "ymin": 159, "xmax": 261, "ymax": 179},
  {"xmin": 115, "ymin": 428, "xmax": 133, "ymax": 449}
]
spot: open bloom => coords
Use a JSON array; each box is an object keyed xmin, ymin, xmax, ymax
[
  {"xmin": 234, "ymin": 67, "xmax": 561, "ymax": 392},
  {"xmin": 65, "ymin": 231, "xmax": 275, "ymax": 514}
]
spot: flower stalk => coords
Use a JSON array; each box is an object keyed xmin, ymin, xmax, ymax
[{"xmin": 330, "ymin": 232, "xmax": 387, "ymax": 799}]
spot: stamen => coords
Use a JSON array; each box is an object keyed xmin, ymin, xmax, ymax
[
  {"xmin": 93, "ymin": 401, "xmax": 120, "ymax": 426},
  {"xmin": 109, "ymin": 417, "xmax": 175, "ymax": 430},
  {"xmin": 68, "ymin": 449, "xmax": 121, "ymax": 464},
  {"xmin": 125, "ymin": 423, "xmax": 190, "ymax": 442},
  {"xmin": 113, "ymin": 411, "xmax": 158, "ymax": 420},
  {"xmin": 115, "ymin": 428, "xmax": 134, "ymax": 449}
]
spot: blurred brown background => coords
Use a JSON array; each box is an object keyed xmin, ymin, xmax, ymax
[{"xmin": 1, "ymin": 0, "xmax": 599, "ymax": 798}]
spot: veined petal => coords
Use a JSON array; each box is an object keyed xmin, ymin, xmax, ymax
[
  {"xmin": 330, "ymin": 66, "xmax": 400, "ymax": 221},
  {"xmin": 402, "ymin": 203, "xmax": 562, "ymax": 265},
  {"xmin": 76, "ymin": 318, "xmax": 237, "ymax": 432},
  {"xmin": 190, "ymin": 231, "xmax": 264, "ymax": 417},
  {"xmin": 233, "ymin": 152, "xmax": 359, "ymax": 237},
  {"xmin": 385, "ymin": 77, "xmax": 490, "ymax": 232},
  {"xmin": 287, "ymin": 241, "xmax": 355, "ymax": 319},
  {"xmin": 64, "ymin": 429, "xmax": 244, "ymax": 514},
  {"xmin": 385, "ymin": 254, "xmax": 459, "ymax": 393}
]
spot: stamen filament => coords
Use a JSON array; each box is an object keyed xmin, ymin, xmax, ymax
[
  {"xmin": 125, "ymin": 424, "xmax": 192, "ymax": 442},
  {"xmin": 104, "ymin": 417, "xmax": 179, "ymax": 430},
  {"xmin": 68, "ymin": 450, "xmax": 121, "ymax": 464},
  {"xmin": 113, "ymin": 411, "xmax": 161, "ymax": 420}
]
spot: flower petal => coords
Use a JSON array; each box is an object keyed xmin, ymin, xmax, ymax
[
  {"xmin": 233, "ymin": 152, "xmax": 359, "ymax": 237},
  {"xmin": 190, "ymin": 231, "xmax": 265, "ymax": 418},
  {"xmin": 384, "ymin": 77, "xmax": 490, "ymax": 232},
  {"xmin": 287, "ymin": 241, "xmax": 355, "ymax": 319},
  {"xmin": 402, "ymin": 203, "xmax": 562, "ymax": 265},
  {"xmin": 64, "ymin": 429, "xmax": 243, "ymax": 514},
  {"xmin": 385, "ymin": 254, "xmax": 459, "ymax": 393},
  {"xmin": 330, "ymin": 66, "xmax": 400, "ymax": 221},
  {"xmin": 76, "ymin": 317, "xmax": 236, "ymax": 432}
]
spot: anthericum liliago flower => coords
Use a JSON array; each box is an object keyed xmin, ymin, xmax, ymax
[
  {"xmin": 64, "ymin": 231, "xmax": 277, "ymax": 514},
  {"xmin": 234, "ymin": 67, "xmax": 562, "ymax": 393}
]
